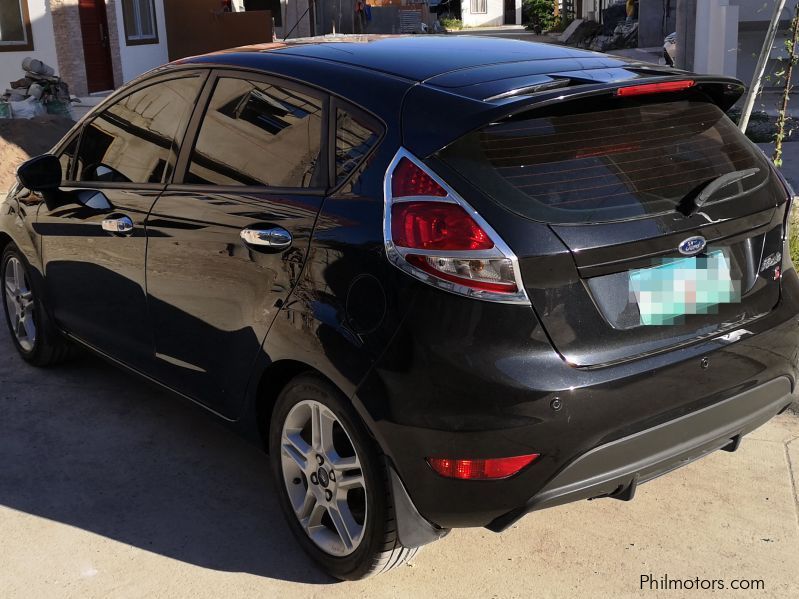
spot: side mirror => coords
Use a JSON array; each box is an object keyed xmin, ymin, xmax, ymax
[{"xmin": 16, "ymin": 154, "xmax": 62, "ymax": 192}]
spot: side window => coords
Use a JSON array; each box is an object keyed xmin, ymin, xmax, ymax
[
  {"xmin": 76, "ymin": 76, "xmax": 202, "ymax": 184},
  {"xmin": 186, "ymin": 77, "xmax": 323, "ymax": 188},
  {"xmin": 335, "ymin": 108, "xmax": 380, "ymax": 185},
  {"xmin": 57, "ymin": 135, "xmax": 78, "ymax": 182}
]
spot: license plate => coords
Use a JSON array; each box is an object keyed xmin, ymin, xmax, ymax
[{"xmin": 629, "ymin": 250, "xmax": 740, "ymax": 326}]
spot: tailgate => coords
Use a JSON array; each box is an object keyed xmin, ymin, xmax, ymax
[{"xmin": 436, "ymin": 85, "xmax": 789, "ymax": 366}]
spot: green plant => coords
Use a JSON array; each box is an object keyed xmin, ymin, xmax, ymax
[
  {"xmin": 523, "ymin": 0, "xmax": 556, "ymax": 32},
  {"xmin": 789, "ymin": 209, "xmax": 799, "ymax": 266},
  {"xmin": 440, "ymin": 17, "xmax": 463, "ymax": 31}
]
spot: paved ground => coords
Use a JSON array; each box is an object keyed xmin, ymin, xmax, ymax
[{"xmin": 0, "ymin": 330, "xmax": 798, "ymax": 598}]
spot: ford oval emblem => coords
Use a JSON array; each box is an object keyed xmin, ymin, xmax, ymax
[{"xmin": 678, "ymin": 236, "xmax": 706, "ymax": 256}]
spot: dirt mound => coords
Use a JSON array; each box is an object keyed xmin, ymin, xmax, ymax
[{"xmin": 0, "ymin": 115, "xmax": 74, "ymax": 192}]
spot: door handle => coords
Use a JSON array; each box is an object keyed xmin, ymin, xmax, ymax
[
  {"xmin": 241, "ymin": 227, "xmax": 292, "ymax": 249},
  {"xmin": 102, "ymin": 215, "xmax": 134, "ymax": 235}
]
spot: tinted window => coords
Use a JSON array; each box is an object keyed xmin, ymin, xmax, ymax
[
  {"xmin": 58, "ymin": 136, "xmax": 78, "ymax": 181},
  {"xmin": 439, "ymin": 97, "xmax": 771, "ymax": 224},
  {"xmin": 76, "ymin": 76, "xmax": 202, "ymax": 184},
  {"xmin": 186, "ymin": 77, "xmax": 323, "ymax": 188},
  {"xmin": 335, "ymin": 108, "xmax": 379, "ymax": 184}
]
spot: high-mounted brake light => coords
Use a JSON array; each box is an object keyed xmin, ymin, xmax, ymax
[
  {"xmin": 383, "ymin": 149, "xmax": 529, "ymax": 304},
  {"xmin": 427, "ymin": 454, "xmax": 540, "ymax": 480},
  {"xmin": 615, "ymin": 80, "xmax": 695, "ymax": 97}
]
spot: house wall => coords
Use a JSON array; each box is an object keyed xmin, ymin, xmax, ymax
[
  {"xmin": 461, "ymin": 0, "xmax": 520, "ymax": 28},
  {"xmin": 0, "ymin": 0, "xmax": 59, "ymax": 93},
  {"xmin": 112, "ymin": 0, "xmax": 169, "ymax": 83}
]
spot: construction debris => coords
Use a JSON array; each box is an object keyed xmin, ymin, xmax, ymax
[{"xmin": 0, "ymin": 58, "xmax": 74, "ymax": 120}]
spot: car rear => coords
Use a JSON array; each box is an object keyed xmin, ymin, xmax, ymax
[{"xmin": 358, "ymin": 72, "xmax": 799, "ymax": 531}]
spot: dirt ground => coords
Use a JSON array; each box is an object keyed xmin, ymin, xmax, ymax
[
  {"xmin": 0, "ymin": 115, "xmax": 73, "ymax": 191},
  {"xmin": 0, "ymin": 331, "xmax": 797, "ymax": 598}
]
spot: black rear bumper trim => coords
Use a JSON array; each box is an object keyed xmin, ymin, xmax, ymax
[{"xmin": 487, "ymin": 377, "xmax": 793, "ymax": 532}]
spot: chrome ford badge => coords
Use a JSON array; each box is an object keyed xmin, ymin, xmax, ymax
[{"xmin": 678, "ymin": 236, "xmax": 706, "ymax": 256}]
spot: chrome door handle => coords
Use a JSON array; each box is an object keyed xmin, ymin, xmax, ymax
[
  {"xmin": 101, "ymin": 215, "xmax": 134, "ymax": 235},
  {"xmin": 241, "ymin": 227, "xmax": 292, "ymax": 249}
]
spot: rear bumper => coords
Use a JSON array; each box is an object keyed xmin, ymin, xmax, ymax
[
  {"xmin": 355, "ymin": 268, "xmax": 799, "ymax": 531},
  {"xmin": 487, "ymin": 376, "xmax": 793, "ymax": 531}
]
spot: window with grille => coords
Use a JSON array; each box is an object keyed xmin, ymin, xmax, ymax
[
  {"xmin": 0, "ymin": 0, "xmax": 33, "ymax": 51},
  {"xmin": 122, "ymin": 0, "xmax": 158, "ymax": 45},
  {"xmin": 470, "ymin": 0, "xmax": 487, "ymax": 14}
]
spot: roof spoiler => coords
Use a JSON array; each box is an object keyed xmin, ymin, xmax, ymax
[{"xmin": 403, "ymin": 74, "xmax": 746, "ymax": 158}]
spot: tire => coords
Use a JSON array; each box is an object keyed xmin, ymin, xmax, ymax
[
  {"xmin": 269, "ymin": 373, "xmax": 420, "ymax": 580},
  {"xmin": 1, "ymin": 244, "xmax": 78, "ymax": 366}
]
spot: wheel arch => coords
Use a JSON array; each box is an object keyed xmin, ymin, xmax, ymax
[{"xmin": 254, "ymin": 359, "xmax": 315, "ymax": 451}]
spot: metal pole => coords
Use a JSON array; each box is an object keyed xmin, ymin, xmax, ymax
[{"xmin": 739, "ymin": 0, "xmax": 790, "ymax": 133}]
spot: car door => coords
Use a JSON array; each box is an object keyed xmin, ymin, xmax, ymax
[
  {"xmin": 37, "ymin": 71, "xmax": 207, "ymax": 371},
  {"xmin": 144, "ymin": 71, "xmax": 328, "ymax": 419}
]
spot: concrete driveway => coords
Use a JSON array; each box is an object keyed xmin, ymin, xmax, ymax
[{"xmin": 0, "ymin": 330, "xmax": 798, "ymax": 598}]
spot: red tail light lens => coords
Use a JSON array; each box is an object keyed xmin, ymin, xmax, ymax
[
  {"xmin": 392, "ymin": 157, "xmax": 448, "ymax": 198},
  {"xmin": 427, "ymin": 454, "xmax": 540, "ymax": 480},
  {"xmin": 391, "ymin": 201, "xmax": 494, "ymax": 251},
  {"xmin": 384, "ymin": 150, "xmax": 529, "ymax": 304},
  {"xmin": 615, "ymin": 80, "xmax": 695, "ymax": 97}
]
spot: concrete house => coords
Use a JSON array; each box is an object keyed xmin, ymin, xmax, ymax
[
  {"xmin": 461, "ymin": 0, "xmax": 522, "ymax": 28},
  {"xmin": 0, "ymin": 1, "xmax": 170, "ymax": 96}
]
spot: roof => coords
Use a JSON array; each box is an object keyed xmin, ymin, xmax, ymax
[{"xmin": 180, "ymin": 34, "xmax": 619, "ymax": 82}]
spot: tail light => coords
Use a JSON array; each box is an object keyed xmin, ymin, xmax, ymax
[
  {"xmin": 766, "ymin": 159, "xmax": 796, "ymax": 273},
  {"xmin": 383, "ymin": 150, "xmax": 529, "ymax": 304},
  {"xmin": 426, "ymin": 454, "xmax": 540, "ymax": 480}
]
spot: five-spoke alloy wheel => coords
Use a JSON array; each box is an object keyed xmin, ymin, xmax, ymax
[
  {"xmin": 270, "ymin": 373, "xmax": 419, "ymax": 580},
  {"xmin": 280, "ymin": 399, "xmax": 368, "ymax": 556},
  {"xmin": 3, "ymin": 255, "xmax": 37, "ymax": 352}
]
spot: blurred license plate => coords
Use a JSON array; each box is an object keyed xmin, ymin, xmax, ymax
[{"xmin": 629, "ymin": 250, "xmax": 739, "ymax": 326}]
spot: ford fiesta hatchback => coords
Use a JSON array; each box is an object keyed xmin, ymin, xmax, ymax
[{"xmin": 2, "ymin": 36, "xmax": 797, "ymax": 580}]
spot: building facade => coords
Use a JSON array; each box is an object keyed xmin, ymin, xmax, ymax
[
  {"xmin": 461, "ymin": 0, "xmax": 521, "ymax": 27},
  {"xmin": 0, "ymin": 0, "xmax": 170, "ymax": 96}
]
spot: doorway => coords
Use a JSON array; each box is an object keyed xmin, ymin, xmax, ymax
[
  {"xmin": 78, "ymin": 0, "xmax": 115, "ymax": 93},
  {"xmin": 504, "ymin": 0, "xmax": 516, "ymax": 25}
]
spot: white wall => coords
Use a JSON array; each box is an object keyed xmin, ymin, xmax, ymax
[
  {"xmin": 461, "ymin": 0, "xmax": 520, "ymax": 28},
  {"xmin": 0, "ymin": 0, "xmax": 59, "ymax": 92},
  {"xmin": 113, "ymin": 0, "xmax": 169, "ymax": 83}
]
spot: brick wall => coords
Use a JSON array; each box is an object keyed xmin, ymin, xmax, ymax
[
  {"xmin": 49, "ymin": 0, "xmax": 124, "ymax": 96},
  {"xmin": 49, "ymin": 0, "xmax": 89, "ymax": 96}
]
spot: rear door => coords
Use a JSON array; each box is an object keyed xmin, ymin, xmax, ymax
[
  {"xmin": 145, "ymin": 71, "xmax": 327, "ymax": 418},
  {"xmin": 436, "ymin": 86, "xmax": 789, "ymax": 366}
]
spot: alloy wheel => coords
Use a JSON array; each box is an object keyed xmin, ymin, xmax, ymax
[
  {"xmin": 280, "ymin": 399, "xmax": 368, "ymax": 557},
  {"xmin": 3, "ymin": 257, "xmax": 36, "ymax": 352}
]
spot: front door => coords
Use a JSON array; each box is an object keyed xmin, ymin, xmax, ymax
[
  {"xmin": 504, "ymin": 0, "xmax": 516, "ymax": 25},
  {"xmin": 145, "ymin": 72, "xmax": 326, "ymax": 418},
  {"xmin": 39, "ymin": 74, "xmax": 204, "ymax": 371},
  {"xmin": 78, "ymin": 0, "xmax": 115, "ymax": 93}
]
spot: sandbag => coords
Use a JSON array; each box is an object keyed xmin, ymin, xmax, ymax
[{"xmin": 9, "ymin": 97, "xmax": 46, "ymax": 119}]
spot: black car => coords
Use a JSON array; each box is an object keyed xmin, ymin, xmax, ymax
[{"xmin": 2, "ymin": 36, "xmax": 797, "ymax": 581}]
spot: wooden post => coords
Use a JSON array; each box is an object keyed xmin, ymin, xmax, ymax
[{"xmin": 554, "ymin": 0, "xmax": 560, "ymax": 18}]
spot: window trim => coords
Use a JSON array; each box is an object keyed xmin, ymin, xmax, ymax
[
  {"xmin": 67, "ymin": 70, "xmax": 209, "ymax": 190},
  {"xmin": 0, "ymin": 0, "xmax": 34, "ymax": 52},
  {"xmin": 171, "ymin": 68, "xmax": 330, "ymax": 194},
  {"xmin": 470, "ymin": 0, "xmax": 487, "ymax": 15},
  {"xmin": 328, "ymin": 96, "xmax": 385, "ymax": 192},
  {"xmin": 121, "ymin": 0, "xmax": 159, "ymax": 46}
]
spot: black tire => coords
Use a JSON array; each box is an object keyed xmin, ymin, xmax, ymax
[
  {"xmin": 1, "ymin": 244, "xmax": 78, "ymax": 366},
  {"xmin": 269, "ymin": 373, "xmax": 419, "ymax": 580}
]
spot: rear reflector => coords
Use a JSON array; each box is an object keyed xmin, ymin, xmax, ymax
[
  {"xmin": 615, "ymin": 80, "xmax": 695, "ymax": 97},
  {"xmin": 427, "ymin": 454, "xmax": 539, "ymax": 480}
]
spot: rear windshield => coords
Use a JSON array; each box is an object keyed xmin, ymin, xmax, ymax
[{"xmin": 438, "ymin": 95, "xmax": 771, "ymax": 224}]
